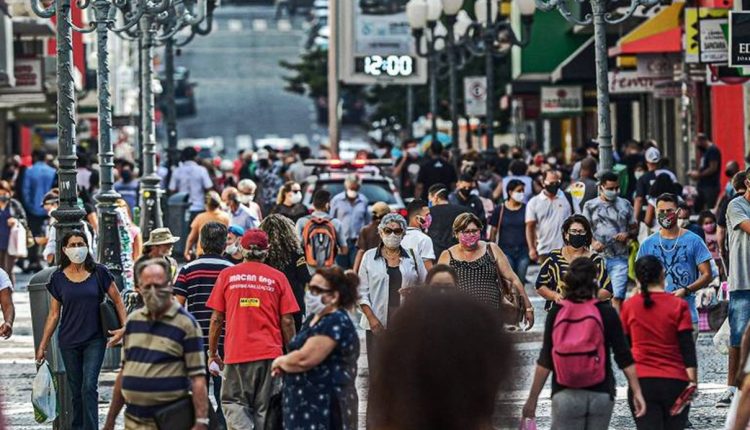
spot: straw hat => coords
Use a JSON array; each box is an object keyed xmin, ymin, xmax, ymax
[{"xmin": 144, "ymin": 228, "xmax": 180, "ymax": 246}]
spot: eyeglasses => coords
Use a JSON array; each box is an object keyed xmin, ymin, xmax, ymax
[
  {"xmin": 307, "ymin": 284, "xmax": 332, "ymax": 296},
  {"xmin": 66, "ymin": 242, "xmax": 87, "ymax": 248},
  {"xmin": 568, "ymin": 229, "xmax": 587, "ymax": 235},
  {"xmin": 382, "ymin": 228, "xmax": 404, "ymax": 235}
]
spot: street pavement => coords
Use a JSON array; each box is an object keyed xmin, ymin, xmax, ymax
[
  {"xmin": 0, "ymin": 267, "xmax": 735, "ymax": 429},
  {"xmin": 174, "ymin": 5, "xmax": 366, "ymax": 154}
]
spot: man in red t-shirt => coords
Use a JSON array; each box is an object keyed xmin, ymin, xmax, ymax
[{"xmin": 207, "ymin": 229, "xmax": 299, "ymax": 429}]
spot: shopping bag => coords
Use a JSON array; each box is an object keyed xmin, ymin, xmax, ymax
[
  {"xmin": 519, "ymin": 417, "xmax": 538, "ymax": 430},
  {"xmin": 724, "ymin": 390, "xmax": 750, "ymax": 430},
  {"xmin": 8, "ymin": 223, "xmax": 28, "ymax": 258},
  {"xmin": 31, "ymin": 361, "xmax": 58, "ymax": 423},
  {"xmin": 714, "ymin": 318, "xmax": 730, "ymax": 355}
]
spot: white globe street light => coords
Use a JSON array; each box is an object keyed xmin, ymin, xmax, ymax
[
  {"xmin": 441, "ymin": 0, "xmax": 464, "ymax": 16},
  {"xmin": 516, "ymin": 0, "xmax": 537, "ymax": 17},
  {"xmin": 426, "ymin": 0, "xmax": 444, "ymax": 23},
  {"xmin": 406, "ymin": 0, "xmax": 429, "ymax": 30}
]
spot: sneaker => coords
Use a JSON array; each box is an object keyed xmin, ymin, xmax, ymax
[{"xmin": 716, "ymin": 389, "xmax": 734, "ymax": 408}]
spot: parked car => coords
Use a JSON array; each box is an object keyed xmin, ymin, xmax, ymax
[{"xmin": 157, "ymin": 66, "xmax": 197, "ymax": 117}]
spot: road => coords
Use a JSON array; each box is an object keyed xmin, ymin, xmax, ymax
[
  {"xmin": 173, "ymin": 5, "xmax": 364, "ymax": 154},
  {"xmin": 0, "ymin": 268, "xmax": 736, "ymax": 429}
]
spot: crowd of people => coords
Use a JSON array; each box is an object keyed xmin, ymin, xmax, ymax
[{"xmin": 0, "ymin": 134, "xmax": 749, "ymax": 430}]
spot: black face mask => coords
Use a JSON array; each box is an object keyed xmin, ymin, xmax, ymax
[
  {"xmin": 121, "ymin": 170, "xmax": 133, "ymax": 182},
  {"xmin": 568, "ymin": 233, "xmax": 589, "ymax": 249},
  {"xmin": 726, "ymin": 170, "xmax": 738, "ymax": 179},
  {"xmin": 544, "ymin": 183, "xmax": 561, "ymax": 195},
  {"xmin": 458, "ymin": 188, "xmax": 472, "ymax": 199}
]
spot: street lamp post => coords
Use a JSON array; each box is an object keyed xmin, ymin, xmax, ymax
[{"xmin": 535, "ymin": 0, "xmax": 656, "ymax": 172}]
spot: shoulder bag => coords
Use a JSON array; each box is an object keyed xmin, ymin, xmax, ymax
[
  {"xmin": 487, "ymin": 245, "xmax": 526, "ymax": 328},
  {"xmin": 95, "ymin": 268, "xmax": 121, "ymax": 337}
]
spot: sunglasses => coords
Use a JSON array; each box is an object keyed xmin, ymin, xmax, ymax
[
  {"xmin": 382, "ymin": 228, "xmax": 404, "ymax": 235},
  {"xmin": 307, "ymin": 284, "xmax": 332, "ymax": 296}
]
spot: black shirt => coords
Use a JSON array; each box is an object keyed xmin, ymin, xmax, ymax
[
  {"xmin": 428, "ymin": 203, "xmax": 469, "ymax": 258},
  {"xmin": 538, "ymin": 301, "xmax": 634, "ymax": 398},
  {"xmin": 417, "ymin": 157, "xmax": 457, "ymax": 200},
  {"xmin": 271, "ymin": 203, "xmax": 308, "ymax": 224},
  {"xmin": 698, "ymin": 145, "xmax": 721, "ymax": 188},
  {"xmin": 448, "ymin": 192, "xmax": 486, "ymax": 228}
]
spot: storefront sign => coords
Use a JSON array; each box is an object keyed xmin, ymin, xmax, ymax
[
  {"xmin": 685, "ymin": 8, "xmax": 730, "ymax": 64},
  {"xmin": 0, "ymin": 58, "xmax": 43, "ymax": 94},
  {"xmin": 729, "ymin": 11, "xmax": 750, "ymax": 67},
  {"xmin": 540, "ymin": 86, "xmax": 582, "ymax": 116},
  {"xmin": 608, "ymin": 70, "xmax": 671, "ymax": 94},
  {"xmin": 700, "ymin": 18, "xmax": 729, "ymax": 63},
  {"xmin": 464, "ymin": 76, "xmax": 487, "ymax": 117}
]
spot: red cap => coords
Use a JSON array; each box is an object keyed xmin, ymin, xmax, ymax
[{"xmin": 240, "ymin": 228, "xmax": 269, "ymax": 250}]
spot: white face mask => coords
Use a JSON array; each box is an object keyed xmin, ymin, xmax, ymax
[
  {"xmin": 678, "ymin": 219, "xmax": 689, "ymax": 228},
  {"xmin": 305, "ymin": 291, "xmax": 327, "ymax": 316},
  {"xmin": 64, "ymin": 247, "xmax": 88, "ymax": 264},
  {"xmin": 346, "ymin": 189, "xmax": 358, "ymax": 199},
  {"xmin": 225, "ymin": 243, "xmax": 239, "ymax": 255},
  {"xmin": 382, "ymin": 233, "xmax": 403, "ymax": 249},
  {"xmin": 290, "ymin": 192, "xmax": 302, "ymax": 205},
  {"xmin": 511, "ymin": 192, "xmax": 525, "ymax": 203}
]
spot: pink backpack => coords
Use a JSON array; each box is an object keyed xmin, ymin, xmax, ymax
[{"xmin": 551, "ymin": 299, "xmax": 606, "ymax": 388}]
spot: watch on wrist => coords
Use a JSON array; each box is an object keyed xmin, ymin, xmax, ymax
[{"xmin": 195, "ymin": 417, "xmax": 210, "ymax": 426}]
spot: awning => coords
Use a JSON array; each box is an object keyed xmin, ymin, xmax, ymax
[
  {"xmin": 551, "ymin": 37, "xmax": 595, "ymax": 83},
  {"xmin": 609, "ymin": 3, "xmax": 684, "ymax": 57},
  {"xmin": 11, "ymin": 18, "xmax": 54, "ymax": 37}
]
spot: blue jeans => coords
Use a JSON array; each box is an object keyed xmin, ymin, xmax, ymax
[
  {"xmin": 60, "ymin": 337, "xmax": 107, "ymax": 430},
  {"xmin": 605, "ymin": 256, "xmax": 630, "ymax": 300},
  {"xmin": 500, "ymin": 245, "xmax": 530, "ymax": 284},
  {"xmin": 335, "ymin": 239, "xmax": 357, "ymax": 269},
  {"xmin": 729, "ymin": 290, "xmax": 750, "ymax": 347}
]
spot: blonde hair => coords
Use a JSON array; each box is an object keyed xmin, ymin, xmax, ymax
[
  {"xmin": 452, "ymin": 212, "xmax": 483, "ymax": 234},
  {"xmin": 276, "ymin": 181, "xmax": 298, "ymax": 205}
]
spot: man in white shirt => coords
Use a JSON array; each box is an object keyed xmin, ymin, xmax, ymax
[
  {"xmin": 525, "ymin": 170, "xmax": 573, "ymax": 264},
  {"xmin": 401, "ymin": 199, "xmax": 435, "ymax": 270},
  {"xmin": 168, "ymin": 147, "xmax": 214, "ymax": 221}
]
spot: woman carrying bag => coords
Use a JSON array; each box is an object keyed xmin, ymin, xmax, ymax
[
  {"xmin": 0, "ymin": 180, "xmax": 28, "ymax": 283},
  {"xmin": 35, "ymin": 230, "xmax": 127, "ymax": 430}
]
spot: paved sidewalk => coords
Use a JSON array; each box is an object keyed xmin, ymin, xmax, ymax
[{"xmin": 0, "ymin": 270, "xmax": 737, "ymax": 429}]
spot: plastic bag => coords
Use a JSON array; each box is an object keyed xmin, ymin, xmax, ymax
[
  {"xmin": 8, "ymin": 223, "xmax": 28, "ymax": 258},
  {"xmin": 519, "ymin": 418, "xmax": 537, "ymax": 430},
  {"xmin": 714, "ymin": 318, "xmax": 730, "ymax": 355},
  {"xmin": 724, "ymin": 390, "xmax": 750, "ymax": 430},
  {"xmin": 31, "ymin": 361, "xmax": 58, "ymax": 423}
]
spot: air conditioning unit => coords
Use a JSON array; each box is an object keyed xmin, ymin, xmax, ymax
[{"xmin": 0, "ymin": 14, "xmax": 14, "ymax": 88}]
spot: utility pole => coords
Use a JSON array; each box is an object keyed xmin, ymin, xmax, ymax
[{"xmin": 327, "ymin": 0, "xmax": 340, "ymax": 157}]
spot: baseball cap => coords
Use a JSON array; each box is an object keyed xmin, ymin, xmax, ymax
[
  {"xmin": 228, "ymin": 225, "xmax": 245, "ymax": 237},
  {"xmin": 371, "ymin": 202, "xmax": 391, "ymax": 218},
  {"xmin": 41, "ymin": 191, "xmax": 59, "ymax": 207},
  {"xmin": 645, "ymin": 147, "xmax": 661, "ymax": 164},
  {"xmin": 240, "ymin": 228, "xmax": 269, "ymax": 251}
]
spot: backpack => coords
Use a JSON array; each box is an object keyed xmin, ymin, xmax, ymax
[
  {"xmin": 302, "ymin": 217, "xmax": 338, "ymax": 268},
  {"xmin": 551, "ymin": 299, "xmax": 606, "ymax": 388}
]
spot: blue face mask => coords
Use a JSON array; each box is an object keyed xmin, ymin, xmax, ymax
[{"xmin": 391, "ymin": 148, "xmax": 403, "ymax": 159}]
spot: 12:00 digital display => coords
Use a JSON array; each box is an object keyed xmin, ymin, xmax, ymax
[{"xmin": 355, "ymin": 55, "xmax": 416, "ymax": 77}]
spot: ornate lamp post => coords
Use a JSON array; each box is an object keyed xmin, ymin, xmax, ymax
[{"xmin": 535, "ymin": 0, "xmax": 656, "ymax": 172}]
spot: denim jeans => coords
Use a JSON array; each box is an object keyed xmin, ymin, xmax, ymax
[
  {"xmin": 335, "ymin": 239, "xmax": 358, "ymax": 270},
  {"xmin": 500, "ymin": 245, "xmax": 530, "ymax": 284},
  {"xmin": 60, "ymin": 337, "xmax": 107, "ymax": 430},
  {"xmin": 605, "ymin": 256, "xmax": 630, "ymax": 300}
]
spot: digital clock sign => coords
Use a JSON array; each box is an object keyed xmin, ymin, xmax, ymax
[{"xmin": 355, "ymin": 55, "xmax": 417, "ymax": 77}]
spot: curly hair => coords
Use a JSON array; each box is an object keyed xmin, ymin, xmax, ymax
[{"xmin": 259, "ymin": 214, "xmax": 303, "ymax": 269}]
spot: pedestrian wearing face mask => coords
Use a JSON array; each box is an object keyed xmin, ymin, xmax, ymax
[
  {"xmin": 448, "ymin": 173, "xmax": 487, "ymax": 229},
  {"xmin": 36, "ymin": 230, "xmax": 127, "ymax": 430},
  {"xmin": 184, "ymin": 191, "xmax": 231, "ymax": 261},
  {"xmin": 489, "ymin": 179, "xmax": 530, "ymax": 283},
  {"xmin": 583, "ymin": 172, "xmax": 637, "ymax": 311},
  {"xmin": 330, "ymin": 174, "xmax": 370, "ymax": 269},
  {"xmin": 535, "ymin": 215, "xmax": 613, "ymax": 311},
  {"xmin": 0, "ymin": 180, "xmax": 27, "ymax": 284},
  {"xmin": 637, "ymin": 193, "xmax": 713, "ymax": 339},
  {"xmin": 236, "ymin": 179, "xmax": 264, "ymax": 222},
  {"xmin": 272, "ymin": 267, "xmax": 360, "ymax": 430},
  {"xmin": 358, "ymin": 213, "xmax": 426, "ymax": 369},
  {"xmin": 223, "ymin": 224, "xmax": 245, "ymax": 264},
  {"xmin": 270, "ymin": 181, "xmax": 308, "ymax": 224},
  {"xmin": 113, "ymin": 160, "xmax": 139, "ymax": 218},
  {"xmin": 401, "ymin": 199, "xmax": 435, "ymax": 271},
  {"xmin": 525, "ymin": 170, "xmax": 574, "ymax": 265},
  {"xmin": 221, "ymin": 187, "xmax": 259, "ymax": 232},
  {"xmin": 438, "ymin": 213, "xmax": 534, "ymax": 326}
]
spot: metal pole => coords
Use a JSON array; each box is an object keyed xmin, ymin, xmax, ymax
[
  {"xmin": 139, "ymin": 15, "xmax": 164, "ymax": 237},
  {"xmin": 164, "ymin": 38, "xmax": 179, "ymax": 184},
  {"xmin": 446, "ymin": 16, "xmax": 460, "ymax": 162},
  {"xmin": 136, "ymin": 37, "xmax": 144, "ymax": 173},
  {"xmin": 327, "ymin": 0, "xmax": 339, "ymax": 156},
  {"xmin": 428, "ymin": 25, "xmax": 438, "ymax": 145},
  {"xmin": 406, "ymin": 84, "xmax": 414, "ymax": 139},
  {"xmin": 92, "ymin": 0, "xmax": 124, "ymax": 281},
  {"xmin": 591, "ymin": 0, "xmax": 614, "ymax": 172},
  {"xmin": 484, "ymin": 0, "xmax": 494, "ymax": 150}
]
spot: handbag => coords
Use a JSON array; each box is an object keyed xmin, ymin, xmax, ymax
[
  {"xmin": 265, "ymin": 381, "xmax": 284, "ymax": 430},
  {"xmin": 95, "ymin": 269, "xmax": 121, "ymax": 337},
  {"xmin": 488, "ymin": 246, "xmax": 526, "ymax": 327},
  {"xmin": 8, "ymin": 223, "xmax": 28, "ymax": 258}
]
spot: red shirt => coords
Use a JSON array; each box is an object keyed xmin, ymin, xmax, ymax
[
  {"xmin": 206, "ymin": 261, "xmax": 300, "ymax": 364},
  {"xmin": 621, "ymin": 292, "xmax": 693, "ymax": 381}
]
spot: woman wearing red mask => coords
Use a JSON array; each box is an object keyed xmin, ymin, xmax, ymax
[{"xmin": 437, "ymin": 212, "xmax": 534, "ymax": 329}]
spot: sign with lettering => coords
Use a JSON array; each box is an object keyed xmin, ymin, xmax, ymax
[
  {"xmin": 729, "ymin": 11, "xmax": 750, "ymax": 67},
  {"xmin": 700, "ymin": 17, "xmax": 729, "ymax": 63},
  {"xmin": 608, "ymin": 70, "xmax": 671, "ymax": 94},
  {"xmin": 0, "ymin": 58, "xmax": 43, "ymax": 94},
  {"xmin": 540, "ymin": 86, "xmax": 582, "ymax": 116}
]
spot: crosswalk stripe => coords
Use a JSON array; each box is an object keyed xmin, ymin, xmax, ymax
[
  {"xmin": 252, "ymin": 19, "xmax": 268, "ymax": 31},
  {"xmin": 227, "ymin": 19, "xmax": 243, "ymax": 32},
  {"xmin": 277, "ymin": 19, "xmax": 292, "ymax": 32}
]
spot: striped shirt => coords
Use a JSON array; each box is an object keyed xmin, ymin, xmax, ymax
[
  {"xmin": 535, "ymin": 248, "xmax": 612, "ymax": 310},
  {"xmin": 173, "ymin": 254, "xmax": 234, "ymax": 350},
  {"xmin": 120, "ymin": 301, "xmax": 205, "ymax": 421}
]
